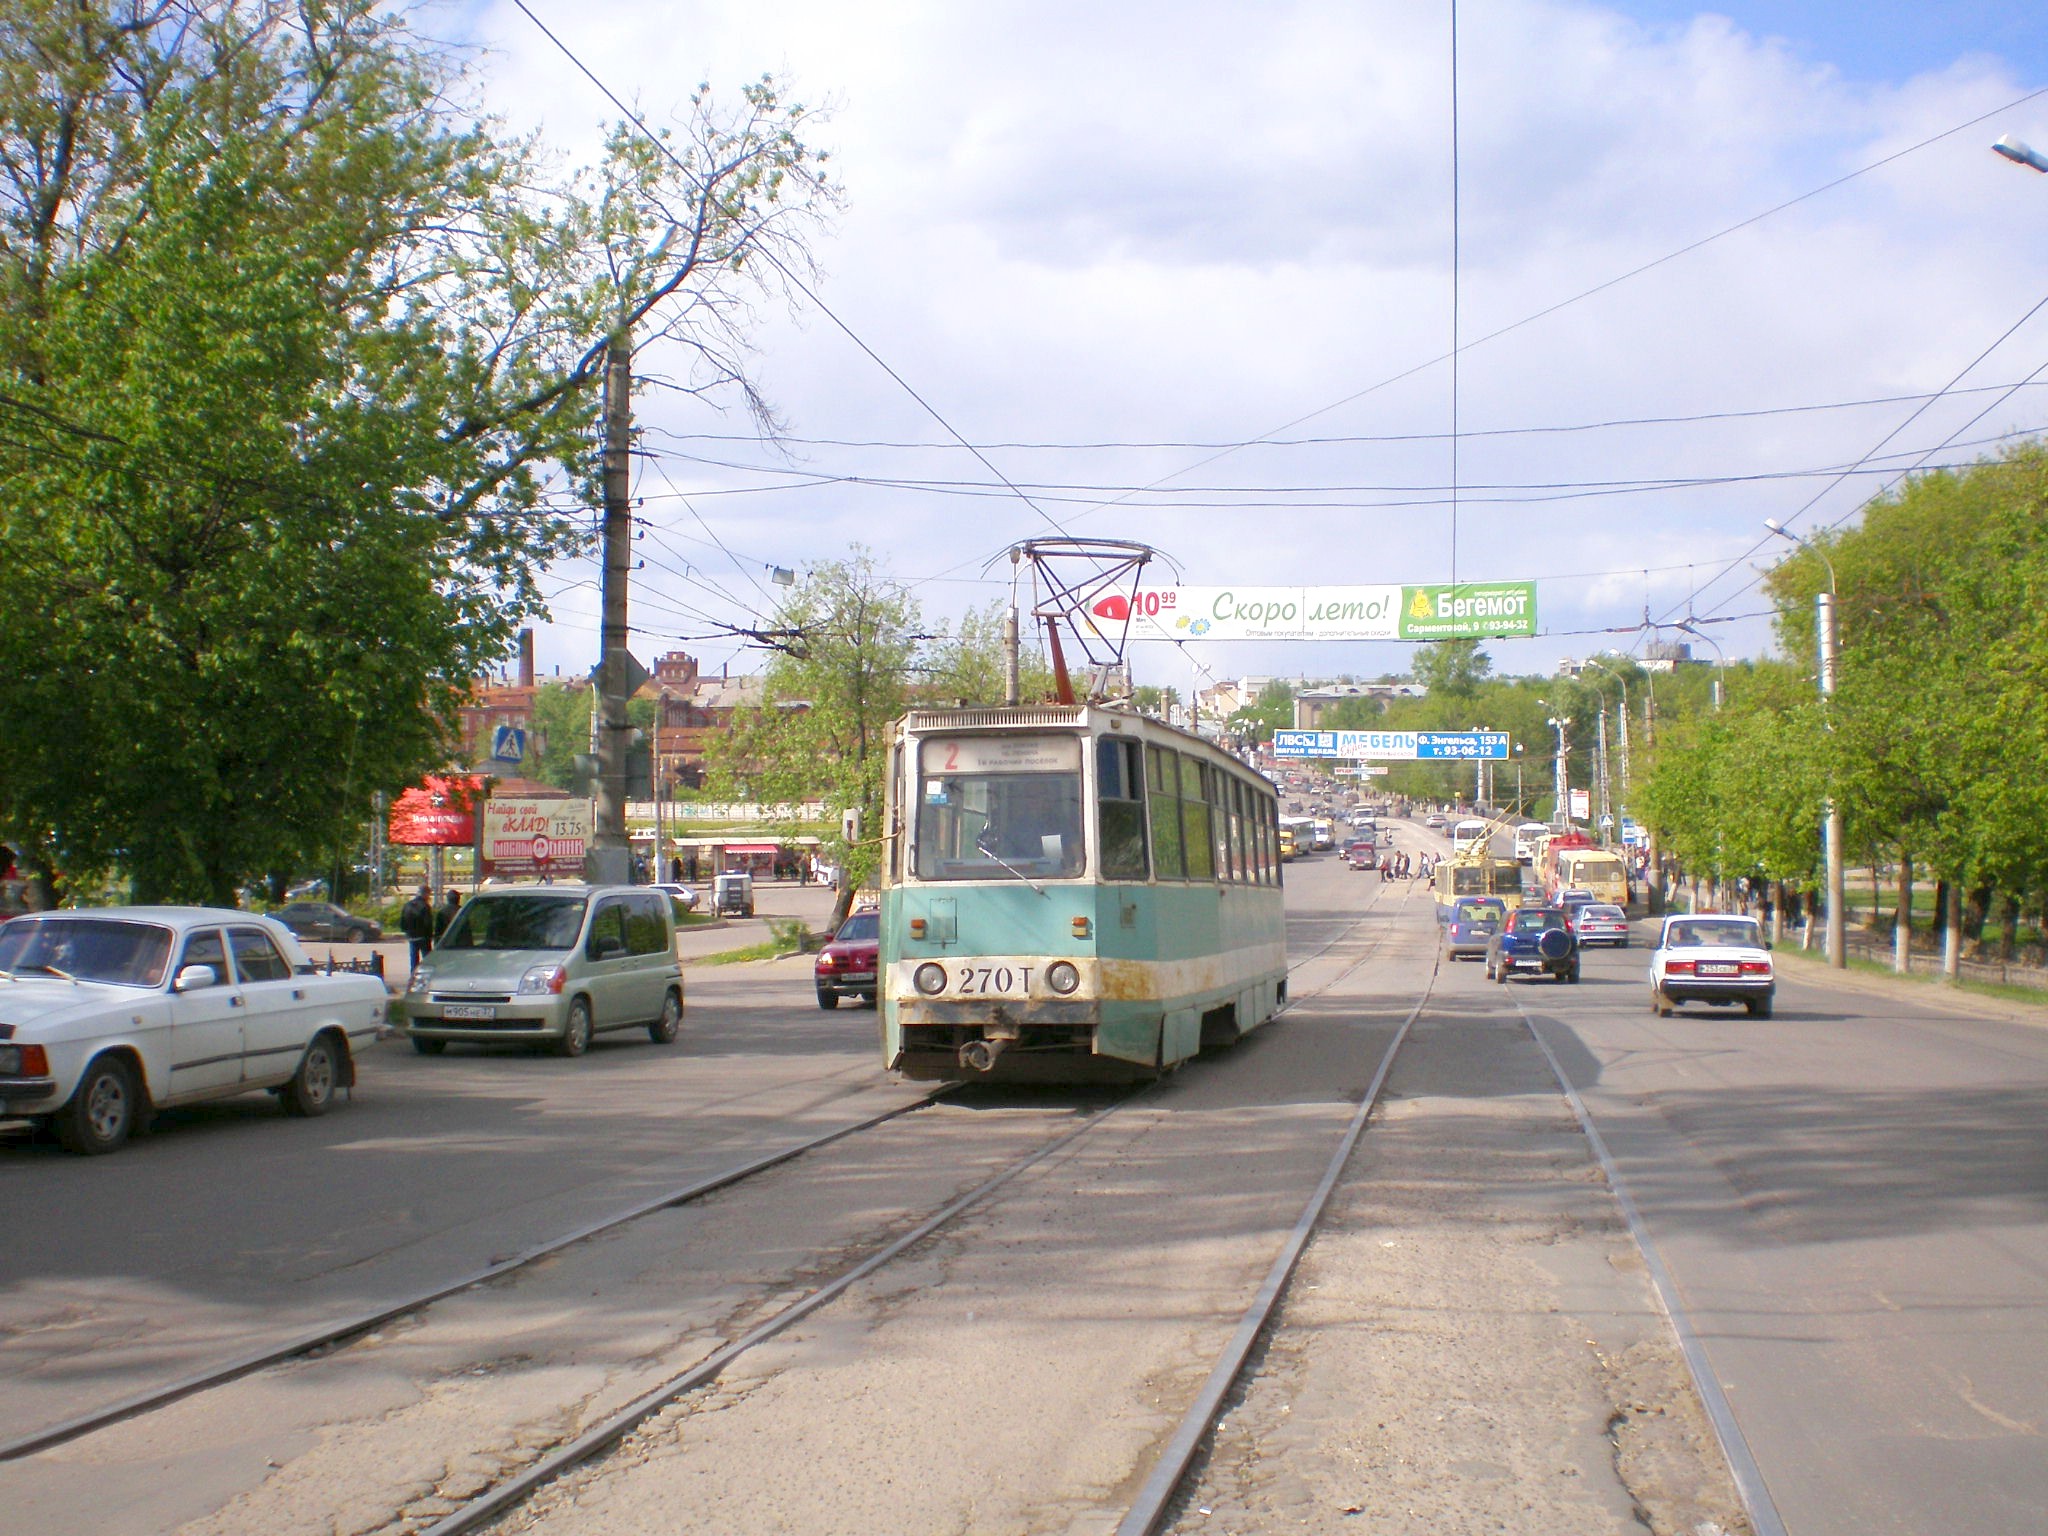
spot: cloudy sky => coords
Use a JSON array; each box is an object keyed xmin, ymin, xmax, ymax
[{"xmin": 455, "ymin": 0, "xmax": 2048, "ymax": 691}]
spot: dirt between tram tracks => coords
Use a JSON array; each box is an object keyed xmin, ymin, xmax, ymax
[{"xmin": 1164, "ymin": 1003, "xmax": 1752, "ymax": 1536}]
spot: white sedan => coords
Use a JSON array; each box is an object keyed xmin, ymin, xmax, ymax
[
  {"xmin": 1648, "ymin": 913, "xmax": 1775, "ymax": 1018},
  {"xmin": 0, "ymin": 908, "xmax": 388, "ymax": 1154}
]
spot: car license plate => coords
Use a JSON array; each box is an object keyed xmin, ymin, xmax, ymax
[
  {"xmin": 1697, "ymin": 962, "xmax": 1738, "ymax": 976},
  {"xmin": 442, "ymin": 1004, "xmax": 497, "ymax": 1020}
]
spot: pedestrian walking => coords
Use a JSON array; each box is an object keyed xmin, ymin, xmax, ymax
[{"xmin": 401, "ymin": 883, "xmax": 434, "ymax": 972}]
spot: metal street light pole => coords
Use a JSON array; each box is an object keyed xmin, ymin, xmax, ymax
[
  {"xmin": 1544, "ymin": 715, "xmax": 1571, "ymax": 830},
  {"xmin": 1765, "ymin": 519, "xmax": 1845, "ymax": 969}
]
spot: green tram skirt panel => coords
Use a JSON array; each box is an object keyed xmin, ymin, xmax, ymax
[{"xmin": 880, "ymin": 706, "xmax": 1289, "ymax": 1082}]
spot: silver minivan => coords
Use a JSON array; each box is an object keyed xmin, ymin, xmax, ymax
[{"xmin": 400, "ymin": 885, "xmax": 684, "ymax": 1057}]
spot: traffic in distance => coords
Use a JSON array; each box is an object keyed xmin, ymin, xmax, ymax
[{"xmin": 0, "ymin": 705, "xmax": 1773, "ymax": 1149}]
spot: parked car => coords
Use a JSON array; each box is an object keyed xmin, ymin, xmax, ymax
[
  {"xmin": 649, "ymin": 883, "xmax": 700, "ymax": 920},
  {"xmin": 400, "ymin": 885, "xmax": 684, "ymax": 1056},
  {"xmin": 1485, "ymin": 905, "xmax": 1580, "ymax": 984},
  {"xmin": 1443, "ymin": 897, "xmax": 1507, "ymax": 961},
  {"xmin": 270, "ymin": 900, "xmax": 383, "ymax": 944},
  {"xmin": 1649, "ymin": 913, "xmax": 1775, "ymax": 1017},
  {"xmin": 814, "ymin": 909, "xmax": 880, "ymax": 1009},
  {"xmin": 1570, "ymin": 903, "xmax": 1631, "ymax": 947},
  {"xmin": 0, "ymin": 908, "xmax": 388, "ymax": 1154}
]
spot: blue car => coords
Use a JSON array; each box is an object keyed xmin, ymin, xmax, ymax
[
  {"xmin": 1485, "ymin": 905, "xmax": 1581, "ymax": 984},
  {"xmin": 1443, "ymin": 897, "xmax": 1506, "ymax": 961}
]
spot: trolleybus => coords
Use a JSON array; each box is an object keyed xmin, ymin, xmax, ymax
[{"xmin": 880, "ymin": 705, "xmax": 1289, "ymax": 1081}]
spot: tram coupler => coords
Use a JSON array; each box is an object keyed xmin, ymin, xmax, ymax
[{"xmin": 958, "ymin": 1037, "xmax": 1010, "ymax": 1074}]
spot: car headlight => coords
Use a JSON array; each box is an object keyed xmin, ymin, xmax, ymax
[
  {"xmin": 517, "ymin": 964, "xmax": 567, "ymax": 995},
  {"xmin": 1045, "ymin": 961, "xmax": 1081, "ymax": 996},
  {"xmin": 407, "ymin": 968, "xmax": 433, "ymax": 994},
  {"xmin": 913, "ymin": 962, "xmax": 947, "ymax": 996}
]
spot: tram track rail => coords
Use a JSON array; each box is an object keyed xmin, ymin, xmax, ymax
[
  {"xmin": 1117, "ymin": 907, "xmax": 1442, "ymax": 1536},
  {"xmin": 412, "ymin": 873, "xmax": 1421, "ymax": 1534},
  {"xmin": 7, "ymin": 854, "xmax": 1425, "ymax": 1533},
  {"xmin": 0, "ymin": 1084, "xmax": 955, "ymax": 1463},
  {"xmin": 1508, "ymin": 988, "xmax": 1788, "ymax": 1536},
  {"xmin": 1108, "ymin": 892, "xmax": 1786, "ymax": 1536}
]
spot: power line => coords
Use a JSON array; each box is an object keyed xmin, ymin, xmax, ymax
[
  {"xmin": 506, "ymin": 0, "xmax": 1084, "ymax": 555},
  {"xmin": 1658, "ymin": 285, "xmax": 2048, "ymax": 630},
  {"xmin": 646, "ymin": 377, "xmax": 2048, "ymax": 453}
]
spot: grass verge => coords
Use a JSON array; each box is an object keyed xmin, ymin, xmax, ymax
[
  {"xmin": 690, "ymin": 917, "xmax": 812, "ymax": 966},
  {"xmin": 1776, "ymin": 939, "xmax": 2048, "ymax": 1010}
]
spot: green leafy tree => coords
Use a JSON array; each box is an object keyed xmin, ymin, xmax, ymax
[
  {"xmin": 0, "ymin": 2, "xmax": 834, "ymax": 900},
  {"xmin": 711, "ymin": 550, "xmax": 919, "ymax": 925},
  {"xmin": 1228, "ymin": 680, "xmax": 1296, "ymax": 741},
  {"xmin": 1409, "ymin": 638, "xmax": 1493, "ymax": 699}
]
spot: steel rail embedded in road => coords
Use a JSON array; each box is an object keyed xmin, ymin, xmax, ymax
[
  {"xmin": 1117, "ymin": 931, "xmax": 1442, "ymax": 1536},
  {"xmin": 1512, "ymin": 994, "xmax": 1790, "ymax": 1536},
  {"xmin": 0, "ymin": 1083, "xmax": 951, "ymax": 1463},
  {"xmin": 427, "ymin": 873, "xmax": 1418, "ymax": 1536},
  {"xmin": 421, "ymin": 1089, "xmax": 1137, "ymax": 1536}
]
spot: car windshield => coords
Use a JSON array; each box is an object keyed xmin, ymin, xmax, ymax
[
  {"xmin": 1454, "ymin": 901, "xmax": 1503, "ymax": 921},
  {"xmin": 438, "ymin": 893, "xmax": 588, "ymax": 951},
  {"xmin": 836, "ymin": 912, "xmax": 879, "ymax": 943},
  {"xmin": 0, "ymin": 917, "xmax": 173, "ymax": 987},
  {"xmin": 1668, "ymin": 920, "xmax": 1761, "ymax": 948},
  {"xmin": 1581, "ymin": 905, "xmax": 1625, "ymax": 921},
  {"xmin": 1511, "ymin": 910, "xmax": 1566, "ymax": 932}
]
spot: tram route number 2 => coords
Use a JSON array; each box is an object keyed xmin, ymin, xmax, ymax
[{"xmin": 953, "ymin": 965, "xmax": 1033, "ymax": 996}]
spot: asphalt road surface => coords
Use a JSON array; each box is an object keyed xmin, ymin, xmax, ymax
[{"xmin": 2, "ymin": 816, "xmax": 2042, "ymax": 1535}]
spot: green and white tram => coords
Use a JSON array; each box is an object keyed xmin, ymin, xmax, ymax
[{"xmin": 880, "ymin": 705, "xmax": 1289, "ymax": 1082}]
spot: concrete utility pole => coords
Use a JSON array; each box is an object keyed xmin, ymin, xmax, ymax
[
  {"xmin": 1767, "ymin": 518, "xmax": 1845, "ymax": 969},
  {"xmin": 590, "ymin": 327, "xmax": 634, "ymax": 884},
  {"xmin": 1596, "ymin": 708, "xmax": 1611, "ymax": 843},
  {"xmin": 1818, "ymin": 590, "xmax": 1845, "ymax": 969}
]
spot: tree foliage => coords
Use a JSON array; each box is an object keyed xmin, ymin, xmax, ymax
[
  {"xmin": 1636, "ymin": 443, "xmax": 2048, "ymax": 934},
  {"xmin": 0, "ymin": 0, "xmax": 833, "ymax": 900}
]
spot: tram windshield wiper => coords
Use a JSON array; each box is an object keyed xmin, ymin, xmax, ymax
[{"xmin": 974, "ymin": 833, "xmax": 1050, "ymax": 897}]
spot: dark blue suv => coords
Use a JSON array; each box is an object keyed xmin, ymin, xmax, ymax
[{"xmin": 1485, "ymin": 905, "xmax": 1580, "ymax": 984}]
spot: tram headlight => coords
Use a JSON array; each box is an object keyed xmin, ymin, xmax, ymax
[
  {"xmin": 1045, "ymin": 960, "xmax": 1081, "ymax": 996},
  {"xmin": 913, "ymin": 962, "xmax": 948, "ymax": 996}
]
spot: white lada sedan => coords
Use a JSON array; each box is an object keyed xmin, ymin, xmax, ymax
[
  {"xmin": 0, "ymin": 908, "xmax": 388, "ymax": 1154},
  {"xmin": 1648, "ymin": 912, "xmax": 1776, "ymax": 1018}
]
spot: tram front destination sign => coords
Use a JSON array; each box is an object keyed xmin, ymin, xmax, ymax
[{"xmin": 1271, "ymin": 730, "xmax": 1510, "ymax": 761}]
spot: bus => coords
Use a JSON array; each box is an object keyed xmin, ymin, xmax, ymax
[
  {"xmin": 1551, "ymin": 844, "xmax": 1630, "ymax": 908},
  {"xmin": 1436, "ymin": 855, "xmax": 1527, "ymax": 921},
  {"xmin": 881, "ymin": 705, "xmax": 1289, "ymax": 1081},
  {"xmin": 1512, "ymin": 822, "xmax": 1548, "ymax": 865},
  {"xmin": 1449, "ymin": 818, "xmax": 1491, "ymax": 857}
]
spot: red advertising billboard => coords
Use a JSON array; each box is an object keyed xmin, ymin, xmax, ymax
[{"xmin": 388, "ymin": 774, "xmax": 487, "ymax": 847}]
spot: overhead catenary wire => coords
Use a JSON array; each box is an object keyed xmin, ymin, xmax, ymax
[
  {"xmin": 648, "ymin": 377, "xmax": 2048, "ymax": 453},
  {"xmin": 1654, "ymin": 286, "xmax": 2048, "ymax": 632},
  {"xmin": 505, "ymin": 0, "xmax": 1091, "ymax": 563}
]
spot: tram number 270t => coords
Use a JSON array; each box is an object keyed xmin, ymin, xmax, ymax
[{"xmin": 954, "ymin": 965, "xmax": 1032, "ymax": 995}]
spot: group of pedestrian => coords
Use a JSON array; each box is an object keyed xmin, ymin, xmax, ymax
[{"xmin": 400, "ymin": 883, "xmax": 462, "ymax": 972}]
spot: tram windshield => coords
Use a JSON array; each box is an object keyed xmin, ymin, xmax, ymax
[{"xmin": 914, "ymin": 736, "xmax": 1085, "ymax": 881}]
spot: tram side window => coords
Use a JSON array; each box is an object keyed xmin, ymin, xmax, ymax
[
  {"xmin": 1096, "ymin": 737, "xmax": 1149, "ymax": 881},
  {"xmin": 1182, "ymin": 758, "xmax": 1215, "ymax": 881},
  {"xmin": 1204, "ymin": 774, "xmax": 1236, "ymax": 884},
  {"xmin": 1228, "ymin": 780, "xmax": 1248, "ymax": 883},
  {"xmin": 1263, "ymin": 803, "xmax": 1280, "ymax": 884},
  {"xmin": 1147, "ymin": 745, "xmax": 1186, "ymax": 880}
]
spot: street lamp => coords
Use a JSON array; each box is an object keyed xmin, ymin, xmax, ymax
[
  {"xmin": 1676, "ymin": 621, "xmax": 1727, "ymax": 710},
  {"xmin": 1993, "ymin": 134, "xmax": 2048, "ymax": 173},
  {"xmin": 1544, "ymin": 714, "xmax": 1572, "ymax": 831},
  {"xmin": 1765, "ymin": 518, "xmax": 1845, "ymax": 970}
]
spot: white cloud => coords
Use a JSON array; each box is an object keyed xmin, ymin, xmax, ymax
[{"xmin": 455, "ymin": 0, "xmax": 2048, "ymax": 684}]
